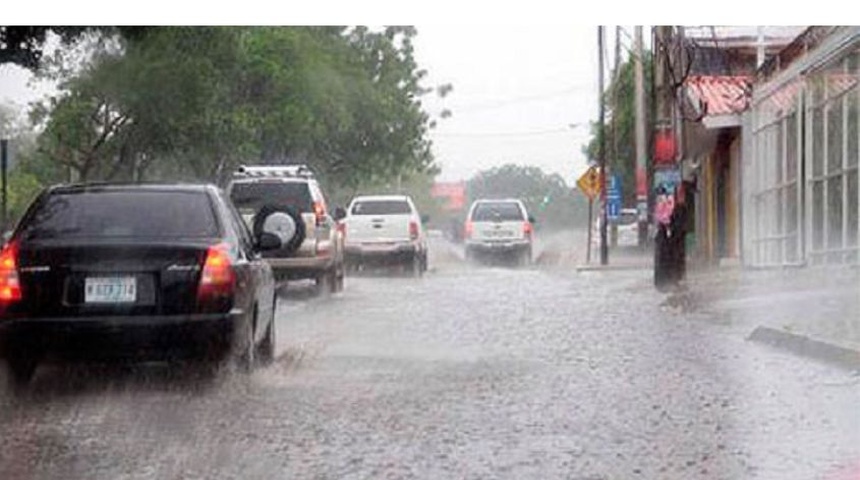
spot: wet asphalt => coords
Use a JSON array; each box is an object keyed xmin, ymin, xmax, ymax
[{"xmin": 0, "ymin": 237, "xmax": 858, "ymax": 480}]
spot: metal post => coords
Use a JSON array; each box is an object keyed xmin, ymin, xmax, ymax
[
  {"xmin": 586, "ymin": 197, "xmax": 594, "ymax": 264},
  {"xmin": 634, "ymin": 26, "xmax": 648, "ymax": 248},
  {"xmin": 1, "ymin": 139, "xmax": 7, "ymax": 231},
  {"xmin": 598, "ymin": 26, "xmax": 609, "ymax": 265}
]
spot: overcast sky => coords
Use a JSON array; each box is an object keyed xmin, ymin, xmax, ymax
[
  {"xmin": 0, "ymin": 25, "xmax": 642, "ymax": 186},
  {"xmin": 413, "ymin": 25, "xmax": 605, "ymax": 185}
]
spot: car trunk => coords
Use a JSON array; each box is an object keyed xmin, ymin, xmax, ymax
[
  {"xmin": 472, "ymin": 220, "xmax": 526, "ymax": 242},
  {"xmin": 347, "ymin": 214, "xmax": 413, "ymax": 243},
  {"xmin": 16, "ymin": 239, "xmax": 215, "ymax": 318}
]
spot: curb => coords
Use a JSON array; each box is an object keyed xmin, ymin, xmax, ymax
[
  {"xmin": 748, "ymin": 326, "xmax": 860, "ymax": 371},
  {"xmin": 576, "ymin": 264, "xmax": 653, "ymax": 272}
]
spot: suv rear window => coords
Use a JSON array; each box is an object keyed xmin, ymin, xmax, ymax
[
  {"xmin": 22, "ymin": 190, "xmax": 219, "ymax": 240},
  {"xmin": 351, "ymin": 200, "xmax": 412, "ymax": 215},
  {"xmin": 229, "ymin": 181, "xmax": 313, "ymax": 213},
  {"xmin": 471, "ymin": 202, "xmax": 524, "ymax": 222}
]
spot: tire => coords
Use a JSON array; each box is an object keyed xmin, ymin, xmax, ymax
[
  {"xmin": 327, "ymin": 266, "xmax": 341, "ymax": 293},
  {"xmin": 238, "ymin": 307, "xmax": 258, "ymax": 373},
  {"xmin": 333, "ymin": 262, "xmax": 345, "ymax": 292},
  {"xmin": 6, "ymin": 355, "xmax": 38, "ymax": 389},
  {"xmin": 253, "ymin": 205, "xmax": 306, "ymax": 256},
  {"xmin": 257, "ymin": 317, "xmax": 275, "ymax": 367},
  {"xmin": 410, "ymin": 254, "xmax": 423, "ymax": 278},
  {"xmin": 520, "ymin": 248, "xmax": 532, "ymax": 267}
]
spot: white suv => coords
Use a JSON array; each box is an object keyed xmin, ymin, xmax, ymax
[
  {"xmin": 226, "ymin": 165, "xmax": 345, "ymax": 292},
  {"xmin": 464, "ymin": 199, "xmax": 534, "ymax": 265},
  {"xmin": 342, "ymin": 195, "xmax": 428, "ymax": 276}
]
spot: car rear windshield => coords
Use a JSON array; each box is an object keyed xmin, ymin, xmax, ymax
[
  {"xmin": 350, "ymin": 200, "xmax": 412, "ymax": 215},
  {"xmin": 471, "ymin": 202, "xmax": 524, "ymax": 222},
  {"xmin": 21, "ymin": 190, "xmax": 219, "ymax": 240},
  {"xmin": 229, "ymin": 181, "xmax": 313, "ymax": 213}
]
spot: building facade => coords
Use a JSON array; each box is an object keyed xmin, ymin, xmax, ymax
[{"xmin": 744, "ymin": 27, "xmax": 860, "ymax": 266}]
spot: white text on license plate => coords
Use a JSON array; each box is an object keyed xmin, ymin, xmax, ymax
[{"xmin": 85, "ymin": 277, "xmax": 137, "ymax": 303}]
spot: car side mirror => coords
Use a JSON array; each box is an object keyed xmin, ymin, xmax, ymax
[
  {"xmin": 257, "ymin": 232, "xmax": 282, "ymax": 251},
  {"xmin": 333, "ymin": 206, "xmax": 347, "ymax": 222},
  {"xmin": 421, "ymin": 214, "xmax": 430, "ymax": 224},
  {"xmin": 528, "ymin": 216, "xmax": 536, "ymax": 224}
]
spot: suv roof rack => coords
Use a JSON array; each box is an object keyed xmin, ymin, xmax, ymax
[{"xmin": 234, "ymin": 164, "xmax": 316, "ymax": 179}]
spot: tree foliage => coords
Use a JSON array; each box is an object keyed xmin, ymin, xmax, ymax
[
  {"xmin": 583, "ymin": 51, "xmax": 653, "ymax": 207},
  {"xmin": 15, "ymin": 26, "xmax": 440, "ymax": 192},
  {"xmin": 466, "ymin": 164, "xmax": 589, "ymax": 230}
]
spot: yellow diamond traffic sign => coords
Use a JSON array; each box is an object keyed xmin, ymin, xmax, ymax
[{"xmin": 576, "ymin": 166, "xmax": 601, "ymax": 200}]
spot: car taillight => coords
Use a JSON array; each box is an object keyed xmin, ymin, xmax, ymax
[
  {"xmin": 409, "ymin": 221, "xmax": 419, "ymax": 240},
  {"xmin": 0, "ymin": 240, "xmax": 21, "ymax": 303},
  {"xmin": 523, "ymin": 221, "xmax": 533, "ymax": 239},
  {"xmin": 197, "ymin": 243, "xmax": 235, "ymax": 307},
  {"xmin": 464, "ymin": 221, "xmax": 474, "ymax": 239},
  {"xmin": 313, "ymin": 201, "xmax": 326, "ymax": 226}
]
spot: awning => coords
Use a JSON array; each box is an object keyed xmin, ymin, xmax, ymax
[{"xmin": 684, "ymin": 75, "xmax": 752, "ymax": 129}]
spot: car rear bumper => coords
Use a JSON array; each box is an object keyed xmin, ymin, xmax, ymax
[
  {"xmin": 0, "ymin": 311, "xmax": 245, "ymax": 362},
  {"xmin": 466, "ymin": 240, "xmax": 531, "ymax": 253},
  {"xmin": 264, "ymin": 255, "xmax": 334, "ymax": 278},
  {"xmin": 344, "ymin": 242, "xmax": 419, "ymax": 264}
]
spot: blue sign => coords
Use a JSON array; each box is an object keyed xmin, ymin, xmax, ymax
[
  {"xmin": 653, "ymin": 167, "xmax": 681, "ymax": 195},
  {"xmin": 607, "ymin": 174, "xmax": 622, "ymax": 221}
]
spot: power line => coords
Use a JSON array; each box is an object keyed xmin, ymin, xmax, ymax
[
  {"xmin": 437, "ymin": 86, "xmax": 593, "ymax": 114},
  {"xmin": 433, "ymin": 127, "xmax": 586, "ymax": 138}
]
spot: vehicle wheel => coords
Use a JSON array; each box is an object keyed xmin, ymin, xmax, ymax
[
  {"xmin": 256, "ymin": 315, "xmax": 275, "ymax": 367},
  {"xmin": 6, "ymin": 355, "xmax": 38, "ymax": 389},
  {"xmin": 315, "ymin": 270, "xmax": 332, "ymax": 296},
  {"xmin": 520, "ymin": 248, "xmax": 532, "ymax": 267},
  {"xmin": 411, "ymin": 254, "xmax": 423, "ymax": 278},
  {"xmin": 333, "ymin": 263, "xmax": 345, "ymax": 292},
  {"xmin": 253, "ymin": 205, "xmax": 305, "ymax": 255},
  {"xmin": 238, "ymin": 307, "xmax": 257, "ymax": 373},
  {"xmin": 328, "ymin": 266, "xmax": 342, "ymax": 293}
]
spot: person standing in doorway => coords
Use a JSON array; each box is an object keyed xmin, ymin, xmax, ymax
[
  {"xmin": 653, "ymin": 185, "xmax": 675, "ymax": 291},
  {"xmin": 668, "ymin": 182, "xmax": 689, "ymax": 285}
]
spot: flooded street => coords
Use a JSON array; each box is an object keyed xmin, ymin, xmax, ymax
[{"xmin": 1, "ymin": 237, "xmax": 858, "ymax": 480}]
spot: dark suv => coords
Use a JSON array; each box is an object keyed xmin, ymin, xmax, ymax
[{"xmin": 0, "ymin": 183, "xmax": 282, "ymax": 387}]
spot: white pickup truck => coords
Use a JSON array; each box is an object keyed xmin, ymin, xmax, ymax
[{"xmin": 342, "ymin": 195, "xmax": 428, "ymax": 276}]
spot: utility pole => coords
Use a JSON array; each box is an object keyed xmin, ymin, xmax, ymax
[
  {"xmin": 676, "ymin": 26, "xmax": 686, "ymax": 164},
  {"xmin": 1, "ymin": 139, "xmax": 7, "ymax": 232},
  {"xmin": 598, "ymin": 26, "xmax": 609, "ymax": 265},
  {"xmin": 610, "ymin": 26, "xmax": 621, "ymax": 249},
  {"xmin": 634, "ymin": 26, "xmax": 647, "ymax": 248}
]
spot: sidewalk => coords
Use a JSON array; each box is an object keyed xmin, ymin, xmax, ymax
[
  {"xmin": 574, "ymin": 249, "xmax": 653, "ymax": 272},
  {"xmin": 683, "ymin": 264, "xmax": 860, "ymax": 369}
]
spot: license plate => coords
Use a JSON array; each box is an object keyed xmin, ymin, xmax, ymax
[{"xmin": 85, "ymin": 277, "xmax": 137, "ymax": 304}]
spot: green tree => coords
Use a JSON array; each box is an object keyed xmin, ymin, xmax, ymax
[
  {"xmin": 20, "ymin": 27, "xmax": 440, "ymax": 191},
  {"xmin": 583, "ymin": 51, "xmax": 653, "ymax": 207},
  {"xmin": 466, "ymin": 164, "xmax": 589, "ymax": 230}
]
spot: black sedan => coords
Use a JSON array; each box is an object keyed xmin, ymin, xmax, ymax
[{"xmin": 0, "ymin": 183, "xmax": 284, "ymax": 387}]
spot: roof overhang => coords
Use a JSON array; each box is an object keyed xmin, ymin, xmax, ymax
[
  {"xmin": 702, "ymin": 114, "xmax": 742, "ymax": 129},
  {"xmin": 684, "ymin": 75, "xmax": 751, "ymax": 131}
]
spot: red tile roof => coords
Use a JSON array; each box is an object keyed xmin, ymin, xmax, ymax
[{"xmin": 685, "ymin": 75, "xmax": 752, "ymax": 117}]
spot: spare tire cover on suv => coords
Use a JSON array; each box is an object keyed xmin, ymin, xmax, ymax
[{"xmin": 253, "ymin": 204, "xmax": 306, "ymax": 255}]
